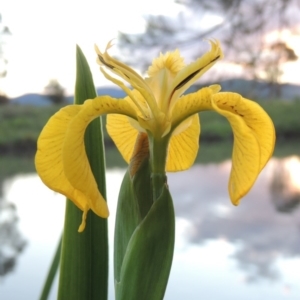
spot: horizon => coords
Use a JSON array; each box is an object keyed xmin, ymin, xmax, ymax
[{"xmin": 6, "ymin": 78, "xmax": 300, "ymax": 103}]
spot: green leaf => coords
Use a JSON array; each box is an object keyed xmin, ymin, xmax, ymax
[
  {"xmin": 57, "ymin": 45, "xmax": 108, "ymax": 300},
  {"xmin": 114, "ymin": 157, "xmax": 153, "ymax": 283},
  {"xmin": 114, "ymin": 170, "xmax": 141, "ymax": 283},
  {"xmin": 115, "ymin": 182, "xmax": 175, "ymax": 300}
]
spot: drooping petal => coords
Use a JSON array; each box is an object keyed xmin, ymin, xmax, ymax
[
  {"xmin": 62, "ymin": 96, "xmax": 137, "ymax": 218},
  {"xmin": 166, "ymin": 114, "xmax": 200, "ymax": 172},
  {"xmin": 106, "ymin": 113, "xmax": 139, "ymax": 164},
  {"xmin": 35, "ymin": 105, "xmax": 92, "ymax": 231},
  {"xmin": 171, "ymin": 85, "xmax": 221, "ymax": 129},
  {"xmin": 211, "ymin": 92, "xmax": 275, "ymax": 204}
]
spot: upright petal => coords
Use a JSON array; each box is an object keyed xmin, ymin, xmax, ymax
[
  {"xmin": 211, "ymin": 93, "xmax": 275, "ymax": 204},
  {"xmin": 168, "ymin": 41, "xmax": 223, "ymax": 110}
]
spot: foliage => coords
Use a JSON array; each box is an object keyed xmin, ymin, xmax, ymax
[
  {"xmin": 0, "ymin": 104, "xmax": 62, "ymax": 153},
  {"xmin": 259, "ymin": 99, "xmax": 300, "ymax": 140},
  {"xmin": 0, "ymin": 94, "xmax": 9, "ymax": 105}
]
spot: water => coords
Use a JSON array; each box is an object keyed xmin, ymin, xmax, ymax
[{"xmin": 1, "ymin": 156, "xmax": 300, "ymax": 299}]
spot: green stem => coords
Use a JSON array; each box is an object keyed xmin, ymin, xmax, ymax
[
  {"xmin": 39, "ymin": 236, "xmax": 62, "ymax": 300},
  {"xmin": 148, "ymin": 135, "xmax": 170, "ymax": 200}
]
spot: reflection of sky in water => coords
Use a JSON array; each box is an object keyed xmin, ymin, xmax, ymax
[{"xmin": 1, "ymin": 157, "xmax": 300, "ymax": 299}]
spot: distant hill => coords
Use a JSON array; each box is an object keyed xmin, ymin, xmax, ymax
[
  {"xmin": 190, "ymin": 79, "xmax": 300, "ymax": 100},
  {"xmin": 10, "ymin": 93, "xmax": 53, "ymax": 106},
  {"xmin": 96, "ymin": 87, "xmax": 126, "ymax": 98},
  {"xmin": 8, "ymin": 80, "xmax": 300, "ymax": 106},
  {"xmin": 65, "ymin": 87, "xmax": 127, "ymax": 103},
  {"xmin": 9, "ymin": 86, "xmax": 127, "ymax": 106}
]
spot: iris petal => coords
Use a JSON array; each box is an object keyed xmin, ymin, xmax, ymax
[
  {"xmin": 171, "ymin": 86, "xmax": 220, "ymax": 129},
  {"xmin": 211, "ymin": 92, "xmax": 275, "ymax": 204},
  {"xmin": 106, "ymin": 113, "xmax": 139, "ymax": 164},
  {"xmin": 169, "ymin": 40, "xmax": 223, "ymax": 108},
  {"xmin": 35, "ymin": 105, "xmax": 95, "ymax": 231},
  {"xmin": 107, "ymin": 112, "xmax": 200, "ymax": 172},
  {"xmin": 36, "ymin": 96, "xmax": 137, "ymax": 231},
  {"xmin": 166, "ymin": 114, "xmax": 200, "ymax": 172},
  {"xmin": 62, "ymin": 96, "xmax": 137, "ymax": 217}
]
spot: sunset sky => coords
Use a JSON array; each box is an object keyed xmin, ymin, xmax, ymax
[{"xmin": 1, "ymin": 0, "xmax": 300, "ymax": 98}]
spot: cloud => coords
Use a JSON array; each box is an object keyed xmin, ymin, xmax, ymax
[{"xmin": 168, "ymin": 157, "xmax": 300, "ymax": 282}]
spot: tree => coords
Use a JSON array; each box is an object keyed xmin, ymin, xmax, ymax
[
  {"xmin": 44, "ymin": 79, "xmax": 66, "ymax": 104},
  {"xmin": 0, "ymin": 13, "xmax": 11, "ymax": 104},
  {"xmin": 256, "ymin": 41, "xmax": 298, "ymax": 97},
  {"xmin": 118, "ymin": 0, "xmax": 299, "ymax": 96}
]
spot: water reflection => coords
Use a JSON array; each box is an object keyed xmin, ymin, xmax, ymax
[
  {"xmin": 0, "ymin": 156, "xmax": 300, "ymax": 299},
  {"xmin": 0, "ymin": 178, "xmax": 27, "ymax": 278},
  {"xmin": 168, "ymin": 156, "xmax": 300, "ymax": 284},
  {"xmin": 270, "ymin": 156, "xmax": 300, "ymax": 213}
]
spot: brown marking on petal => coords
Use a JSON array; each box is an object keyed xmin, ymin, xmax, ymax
[
  {"xmin": 173, "ymin": 55, "xmax": 221, "ymax": 92},
  {"xmin": 98, "ymin": 54, "xmax": 115, "ymax": 69},
  {"xmin": 210, "ymin": 55, "xmax": 221, "ymax": 64},
  {"xmin": 174, "ymin": 69, "xmax": 202, "ymax": 91},
  {"xmin": 129, "ymin": 132, "xmax": 149, "ymax": 177}
]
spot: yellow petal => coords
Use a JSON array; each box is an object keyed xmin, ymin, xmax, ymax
[
  {"xmin": 35, "ymin": 105, "xmax": 95, "ymax": 231},
  {"xmin": 171, "ymin": 85, "xmax": 220, "ymax": 129},
  {"xmin": 62, "ymin": 96, "xmax": 137, "ymax": 217},
  {"xmin": 169, "ymin": 40, "xmax": 223, "ymax": 108},
  {"xmin": 166, "ymin": 114, "xmax": 200, "ymax": 172},
  {"xmin": 211, "ymin": 92, "xmax": 275, "ymax": 204},
  {"xmin": 106, "ymin": 113, "xmax": 139, "ymax": 164},
  {"xmin": 147, "ymin": 49, "xmax": 185, "ymax": 77}
]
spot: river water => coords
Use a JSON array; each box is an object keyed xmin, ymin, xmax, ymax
[{"xmin": 1, "ymin": 156, "xmax": 300, "ymax": 299}]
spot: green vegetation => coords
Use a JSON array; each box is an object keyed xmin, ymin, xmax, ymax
[
  {"xmin": 260, "ymin": 100, "xmax": 300, "ymax": 141},
  {"xmin": 0, "ymin": 99, "xmax": 299, "ymax": 164},
  {"xmin": 0, "ymin": 104, "xmax": 61, "ymax": 154},
  {"xmin": 199, "ymin": 99, "xmax": 300, "ymax": 142}
]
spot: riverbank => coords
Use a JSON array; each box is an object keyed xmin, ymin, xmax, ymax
[
  {"xmin": 0, "ymin": 99, "xmax": 299, "ymax": 158},
  {"xmin": 1, "ymin": 139, "xmax": 299, "ymax": 181}
]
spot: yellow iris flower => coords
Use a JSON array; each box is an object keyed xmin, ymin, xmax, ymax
[{"xmin": 35, "ymin": 40, "xmax": 275, "ymax": 231}]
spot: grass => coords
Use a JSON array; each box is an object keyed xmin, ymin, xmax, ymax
[
  {"xmin": 198, "ymin": 99, "xmax": 300, "ymax": 142},
  {"xmin": 0, "ymin": 104, "xmax": 61, "ymax": 145},
  {"xmin": 259, "ymin": 99, "xmax": 300, "ymax": 141}
]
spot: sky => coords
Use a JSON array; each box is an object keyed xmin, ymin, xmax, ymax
[
  {"xmin": 1, "ymin": 0, "xmax": 184, "ymax": 97},
  {"xmin": 1, "ymin": 0, "xmax": 300, "ymax": 98}
]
